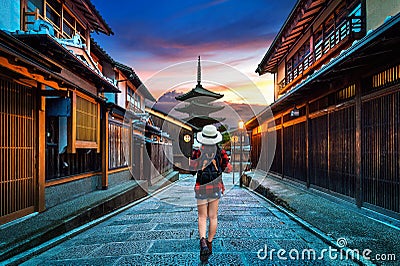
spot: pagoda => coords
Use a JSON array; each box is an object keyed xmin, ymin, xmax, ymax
[{"xmin": 175, "ymin": 56, "xmax": 225, "ymax": 128}]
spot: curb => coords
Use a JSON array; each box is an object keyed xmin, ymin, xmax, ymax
[
  {"xmin": 1, "ymin": 175, "xmax": 178, "ymax": 266},
  {"xmin": 242, "ymin": 176, "xmax": 375, "ymax": 266}
]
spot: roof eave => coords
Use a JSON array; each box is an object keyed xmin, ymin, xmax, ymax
[
  {"xmin": 14, "ymin": 33, "xmax": 120, "ymax": 93},
  {"xmin": 256, "ymin": 0, "xmax": 315, "ymax": 74},
  {"xmin": 114, "ymin": 61, "xmax": 156, "ymax": 102},
  {"xmin": 90, "ymin": 38, "xmax": 115, "ymax": 64},
  {"xmin": 80, "ymin": 0, "xmax": 113, "ymax": 35},
  {"xmin": 249, "ymin": 12, "xmax": 400, "ymax": 127}
]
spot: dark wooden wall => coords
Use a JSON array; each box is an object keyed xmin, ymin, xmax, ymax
[{"xmin": 250, "ymin": 64, "xmax": 400, "ymax": 214}]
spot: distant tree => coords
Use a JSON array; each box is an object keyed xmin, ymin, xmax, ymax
[
  {"xmin": 217, "ymin": 124, "xmax": 228, "ymax": 132},
  {"xmin": 217, "ymin": 124, "xmax": 230, "ymax": 144}
]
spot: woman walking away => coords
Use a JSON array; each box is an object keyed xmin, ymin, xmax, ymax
[{"xmin": 194, "ymin": 125, "xmax": 225, "ymax": 262}]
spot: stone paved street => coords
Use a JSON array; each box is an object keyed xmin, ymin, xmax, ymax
[{"xmin": 22, "ymin": 174, "xmax": 356, "ymax": 265}]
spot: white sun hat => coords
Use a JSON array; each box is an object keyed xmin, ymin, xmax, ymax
[{"xmin": 196, "ymin": 125, "xmax": 222, "ymax": 145}]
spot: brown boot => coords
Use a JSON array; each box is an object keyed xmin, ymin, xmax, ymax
[
  {"xmin": 206, "ymin": 240, "xmax": 212, "ymax": 254},
  {"xmin": 200, "ymin": 237, "xmax": 210, "ymax": 262}
]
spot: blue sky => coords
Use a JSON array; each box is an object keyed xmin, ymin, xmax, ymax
[{"xmin": 91, "ymin": 0, "xmax": 295, "ymax": 104}]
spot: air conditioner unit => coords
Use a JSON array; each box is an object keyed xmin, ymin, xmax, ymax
[{"xmin": 33, "ymin": 19, "xmax": 55, "ymax": 36}]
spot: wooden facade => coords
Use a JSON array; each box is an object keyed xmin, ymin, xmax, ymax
[
  {"xmin": 143, "ymin": 120, "xmax": 174, "ymax": 185},
  {"xmin": 0, "ymin": 78, "xmax": 37, "ymax": 224},
  {"xmin": 146, "ymin": 107, "xmax": 196, "ymax": 173},
  {"xmin": 0, "ymin": 0, "xmax": 160, "ymax": 225},
  {"xmin": 249, "ymin": 0, "xmax": 400, "ymax": 216},
  {"xmin": 0, "ymin": 0, "xmax": 113, "ymax": 224},
  {"xmin": 108, "ymin": 119, "xmax": 129, "ymax": 170},
  {"xmin": 106, "ymin": 62, "xmax": 156, "ymax": 183}
]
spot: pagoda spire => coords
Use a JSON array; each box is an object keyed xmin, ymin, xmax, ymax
[
  {"xmin": 174, "ymin": 56, "xmax": 225, "ymax": 128},
  {"xmin": 197, "ymin": 56, "xmax": 201, "ymax": 85}
]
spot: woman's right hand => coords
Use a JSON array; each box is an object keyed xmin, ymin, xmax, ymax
[{"xmin": 221, "ymin": 182, "xmax": 225, "ymax": 194}]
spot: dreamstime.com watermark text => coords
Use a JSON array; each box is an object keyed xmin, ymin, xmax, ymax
[{"xmin": 257, "ymin": 238, "xmax": 396, "ymax": 262}]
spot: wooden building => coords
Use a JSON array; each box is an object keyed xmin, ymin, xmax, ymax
[
  {"xmin": 105, "ymin": 61, "xmax": 155, "ymax": 186},
  {"xmin": 0, "ymin": 0, "xmax": 158, "ymax": 225},
  {"xmin": 146, "ymin": 107, "xmax": 198, "ymax": 173},
  {"xmin": 247, "ymin": 0, "xmax": 400, "ymax": 217}
]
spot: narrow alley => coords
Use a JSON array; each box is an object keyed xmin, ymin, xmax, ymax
[{"xmin": 21, "ymin": 174, "xmax": 355, "ymax": 265}]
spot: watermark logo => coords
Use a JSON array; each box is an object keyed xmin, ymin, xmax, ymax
[
  {"xmin": 336, "ymin": 237, "xmax": 347, "ymax": 248},
  {"xmin": 257, "ymin": 237, "xmax": 396, "ymax": 262}
]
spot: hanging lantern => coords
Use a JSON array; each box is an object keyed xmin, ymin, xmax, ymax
[{"xmin": 183, "ymin": 134, "xmax": 191, "ymax": 142}]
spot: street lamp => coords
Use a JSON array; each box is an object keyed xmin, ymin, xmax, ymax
[
  {"xmin": 238, "ymin": 120, "xmax": 244, "ymax": 187},
  {"xmin": 290, "ymin": 105, "xmax": 300, "ymax": 117},
  {"xmin": 231, "ymin": 135, "xmax": 238, "ymax": 185}
]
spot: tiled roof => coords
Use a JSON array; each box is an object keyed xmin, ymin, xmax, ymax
[
  {"xmin": 69, "ymin": 0, "xmax": 113, "ymax": 35},
  {"xmin": 175, "ymin": 84, "xmax": 224, "ymax": 101},
  {"xmin": 256, "ymin": 0, "xmax": 327, "ymax": 74}
]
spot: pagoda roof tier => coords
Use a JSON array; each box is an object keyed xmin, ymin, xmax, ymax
[
  {"xmin": 183, "ymin": 115, "xmax": 225, "ymax": 128},
  {"xmin": 174, "ymin": 101, "xmax": 224, "ymax": 115},
  {"xmin": 175, "ymin": 84, "xmax": 223, "ymax": 101}
]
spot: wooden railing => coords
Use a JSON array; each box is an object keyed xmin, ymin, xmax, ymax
[
  {"xmin": 22, "ymin": 8, "xmax": 86, "ymax": 44},
  {"xmin": 284, "ymin": 53, "xmax": 315, "ymax": 88},
  {"xmin": 279, "ymin": 15, "xmax": 364, "ymax": 92},
  {"xmin": 23, "ymin": 8, "xmax": 39, "ymax": 31}
]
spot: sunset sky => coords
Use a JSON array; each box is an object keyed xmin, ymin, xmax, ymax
[{"xmin": 91, "ymin": 0, "xmax": 295, "ymax": 105}]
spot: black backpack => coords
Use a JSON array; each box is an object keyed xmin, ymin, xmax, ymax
[{"xmin": 197, "ymin": 155, "xmax": 222, "ymax": 185}]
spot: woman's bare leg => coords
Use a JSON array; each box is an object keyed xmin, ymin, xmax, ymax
[
  {"xmin": 207, "ymin": 199, "xmax": 219, "ymax": 242},
  {"xmin": 197, "ymin": 200, "xmax": 208, "ymax": 238}
]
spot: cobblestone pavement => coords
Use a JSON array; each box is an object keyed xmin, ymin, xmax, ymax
[{"xmin": 22, "ymin": 174, "xmax": 356, "ymax": 265}]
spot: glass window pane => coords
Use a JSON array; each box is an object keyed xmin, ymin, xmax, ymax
[
  {"xmin": 28, "ymin": 0, "xmax": 44, "ymax": 14},
  {"xmin": 46, "ymin": 8, "xmax": 60, "ymax": 27}
]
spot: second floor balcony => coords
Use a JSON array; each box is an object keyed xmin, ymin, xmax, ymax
[{"xmin": 278, "ymin": 14, "xmax": 365, "ymax": 95}]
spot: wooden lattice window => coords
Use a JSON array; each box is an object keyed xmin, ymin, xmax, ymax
[
  {"xmin": 68, "ymin": 92, "xmax": 100, "ymax": 153},
  {"xmin": 127, "ymin": 86, "xmax": 142, "ymax": 112},
  {"xmin": 0, "ymin": 79, "xmax": 36, "ymax": 224},
  {"xmin": 109, "ymin": 121, "xmax": 129, "ymax": 169},
  {"xmin": 372, "ymin": 64, "xmax": 400, "ymax": 89},
  {"xmin": 76, "ymin": 96, "xmax": 97, "ymax": 142},
  {"xmin": 337, "ymin": 84, "xmax": 356, "ymax": 101}
]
